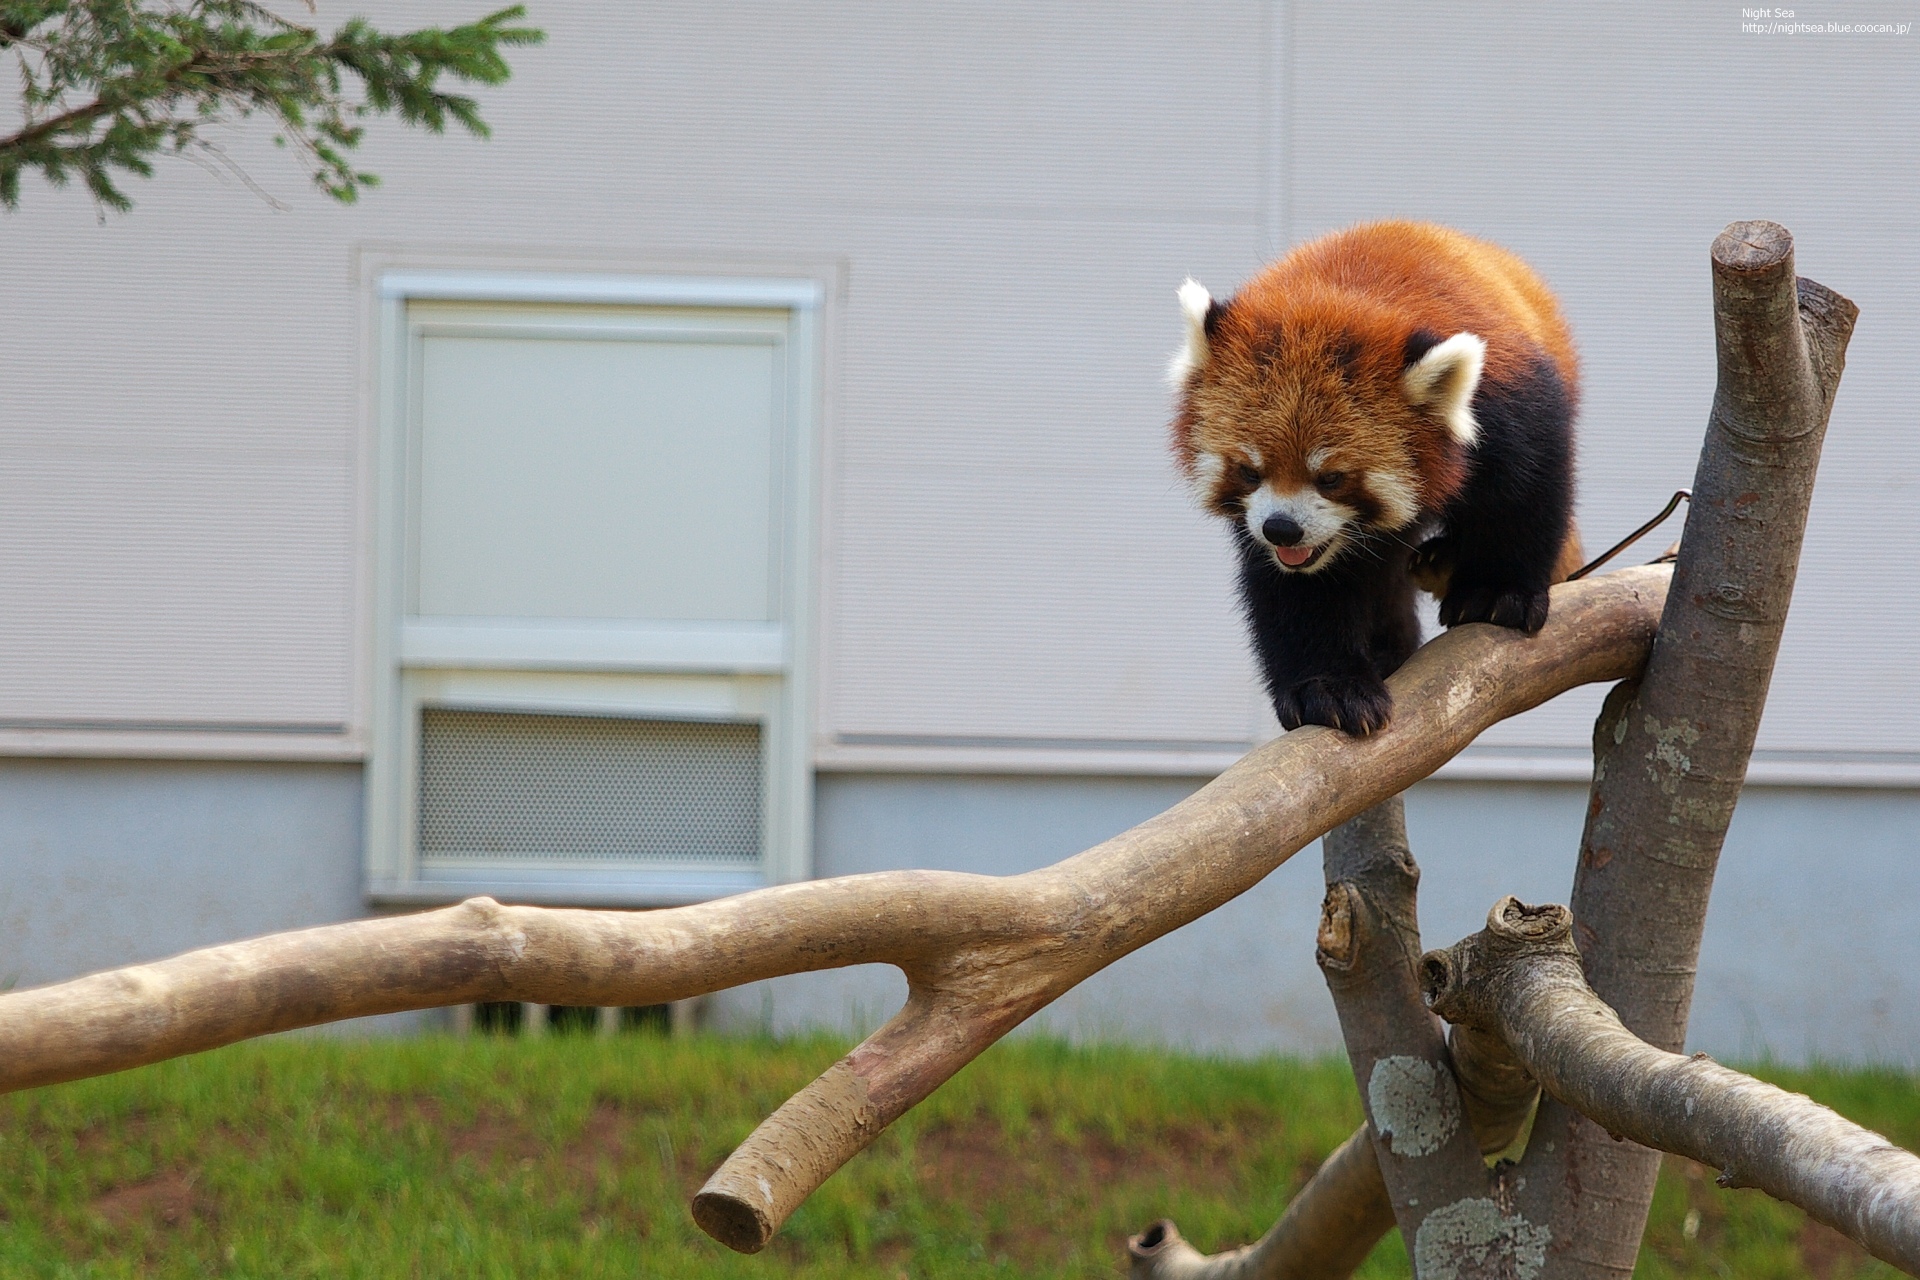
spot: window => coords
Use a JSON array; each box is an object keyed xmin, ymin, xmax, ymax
[{"xmin": 365, "ymin": 275, "xmax": 819, "ymax": 905}]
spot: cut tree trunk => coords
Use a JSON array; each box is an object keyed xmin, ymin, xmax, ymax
[{"xmin": 1129, "ymin": 799, "xmax": 1541, "ymax": 1280}]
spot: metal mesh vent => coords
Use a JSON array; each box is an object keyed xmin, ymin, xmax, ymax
[{"xmin": 418, "ymin": 708, "xmax": 761, "ymax": 866}]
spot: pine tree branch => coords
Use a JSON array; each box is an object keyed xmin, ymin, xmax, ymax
[{"xmin": 0, "ymin": 2, "xmax": 544, "ymax": 209}]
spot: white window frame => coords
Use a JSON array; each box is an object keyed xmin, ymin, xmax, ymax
[{"xmin": 363, "ymin": 273, "xmax": 820, "ymax": 907}]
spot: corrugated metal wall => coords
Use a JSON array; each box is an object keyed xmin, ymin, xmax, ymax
[
  {"xmin": 1281, "ymin": 2, "xmax": 1920, "ymax": 767},
  {"xmin": 1, "ymin": 1, "xmax": 1913, "ymax": 778}
]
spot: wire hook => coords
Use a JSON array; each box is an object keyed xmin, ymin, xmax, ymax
[{"xmin": 1566, "ymin": 490, "xmax": 1691, "ymax": 581}]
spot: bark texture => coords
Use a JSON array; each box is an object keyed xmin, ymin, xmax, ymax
[
  {"xmin": 1425, "ymin": 899, "xmax": 1920, "ymax": 1276},
  {"xmin": 1520, "ymin": 220, "xmax": 1858, "ymax": 1278},
  {"xmin": 0, "ymin": 566, "xmax": 1667, "ymax": 1253},
  {"xmin": 1316, "ymin": 799, "xmax": 1510, "ymax": 1244}
]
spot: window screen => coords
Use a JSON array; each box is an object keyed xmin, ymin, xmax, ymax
[{"xmin": 417, "ymin": 707, "xmax": 762, "ymax": 867}]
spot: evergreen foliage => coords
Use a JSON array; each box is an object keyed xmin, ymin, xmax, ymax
[{"xmin": 0, "ymin": 1, "xmax": 544, "ymax": 211}]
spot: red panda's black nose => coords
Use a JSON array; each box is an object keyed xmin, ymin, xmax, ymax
[{"xmin": 1262, "ymin": 514, "xmax": 1305, "ymax": 547}]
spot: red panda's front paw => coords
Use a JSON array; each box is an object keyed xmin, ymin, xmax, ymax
[
  {"xmin": 1276, "ymin": 675, "xmax": 1393, "ymax": 736},
  {"xmin": 1439, "ymin": 584, "xmax": 1551, "ymax": 633}
]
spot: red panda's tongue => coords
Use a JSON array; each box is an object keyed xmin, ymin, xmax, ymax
[{"xmin": 1276, "ymin": 545, "xmax": 1317, "ymax": 568}]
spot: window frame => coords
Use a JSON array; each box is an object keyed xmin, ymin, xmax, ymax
[{"xmin": 363, "ymin": 273, "xmax": 821, "ymax": 907}]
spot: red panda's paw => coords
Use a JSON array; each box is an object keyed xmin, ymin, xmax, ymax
[
  {"xmin": 1439, "ymin": 584, "xmax": 1551, "ymax": 634},
  {"xmin": 1276, "ymin": 675, "xmax": 1394, "ymax": 737}
]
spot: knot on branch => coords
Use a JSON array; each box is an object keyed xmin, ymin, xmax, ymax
[
  {"xmin": 1315, "ymin": 882, "xmax": 1358, "ymax": 970},
  {"xmin": 1486, "ymin": 898, "xmax": 1574, "ymax": 946},
  {"xmin": 1317, "ymin": 799, "xmax": 1424, "ymax": 977},
  {"xmin": 1419, "ymin": 898, "xmax": 1581, "ymax": 1031}
]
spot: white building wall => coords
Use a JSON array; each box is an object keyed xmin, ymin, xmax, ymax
[
  {"xmin": 0, "ymin": 3, "xmax": 1914, "ymax": 1054},
  {"xmin": 2, "ymin": 2, "xmax": 1913, "ymax": 778}
]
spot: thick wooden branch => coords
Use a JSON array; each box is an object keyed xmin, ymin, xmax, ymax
[
  {"xmin": 0, "ymin": 565, "xmax": 1669, "ymax": 1253},
  {"xmin": 1424, "ymin": 899, "xmax": 1920, "ymax": 1276},
  {"xmin": 1447, "ymin": 1021, "xmax": 1538, "ymax": 1158},
  {"xmin": 1524, "ymin": 221, "xmax": 1858, "ymax": 1276}
]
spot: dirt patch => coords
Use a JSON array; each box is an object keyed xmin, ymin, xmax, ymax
[
  {"xmin": 1798, "ymin": 1216, "xmax": 1872, "ymax": 1279},
  {"xmin": 423, "ymin": 1098, "xmax": 639, "ymax": 1183},
  {"xmin": 911, "ymin": 1119, "xmax": 1252, "ymax": 1264},
  {"xmin": 447, "ymin": 1114, "xmax": 547, "ymax": 1167},
  {"xmin": 562, "ymin": 1101, "xmax": 629, "ymax": 1181},
  {"xmin": 89, "ymin": 1170, "xmax": 201, "ymax": 1231},
  {"xmin": 916, "ymin": 1119, "xmax": 1245, "ymax": 1201},
  {"xmin": 70, "ymin": 1113, "xmax": 157, "ymax": 1159}
]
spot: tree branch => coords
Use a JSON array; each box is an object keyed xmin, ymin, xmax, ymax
[
  {"xmin": 0, "ymin": 565, "xmax": 1669, "ymax": 1253},
  {"xmin": 1424, "ymin": 899, "xmax": 1920, "ymax": 1276},
  {"xmin": 0, "ymin": 4, "xmax": 542, "ymax": 209},
  {"xmin": 1315, "ymin": 798, "xmax": 1506, "ymax": 1243},
  {"xmin": 1127, "ymin": 1127, "xmax": 1393, "ymax": 1280},
  {"xmin": 1521, "ymin": 221, "xmax": 1858, "ymax": 1276}
]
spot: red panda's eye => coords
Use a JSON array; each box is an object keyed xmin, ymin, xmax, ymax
[
  {"xmin": 1316, "ymin": 471, "xmax": 1346, "ymax": 492},
  {"xmin": 1235, "ymin": 463, "xmax": 1262, "ymax": 488}
]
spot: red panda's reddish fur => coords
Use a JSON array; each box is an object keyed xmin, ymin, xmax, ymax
[
  {"xmin": 1174, "ymin": 220, "xmax": 1582, "ymax": 579},
  {"xmin": 1171, "ymin": 221, "xmax": 1585, "ymax": 734}
]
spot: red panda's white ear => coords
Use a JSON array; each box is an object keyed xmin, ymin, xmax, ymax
[
  {"xmin": 1402, "ymin": 332, "xmax": 1486, "ymax": 446},
  {"xmin": 1167, "ymin": 279, "xmax": 1214, "ymax": 388}
]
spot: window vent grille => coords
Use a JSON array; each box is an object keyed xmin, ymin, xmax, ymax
[{"xmin": 418, "ymin": 708, "xmax": 762, "ymax": 867}]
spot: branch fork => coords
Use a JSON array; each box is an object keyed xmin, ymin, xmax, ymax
[{"xmin": 1423, "ymin": 897, "xmax": 1920, "ymax": 1275}]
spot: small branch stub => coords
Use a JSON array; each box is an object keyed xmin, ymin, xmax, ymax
[{"xmin": 1316, "ymin": 882, "xmax": 1358, "ymax": 969}]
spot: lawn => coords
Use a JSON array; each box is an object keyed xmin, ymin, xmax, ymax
[{"xmin": 0, "ymin": 1029, "xmax": 1912, "ymax": 1278}]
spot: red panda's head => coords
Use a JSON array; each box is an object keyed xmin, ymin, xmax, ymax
[{"xmin": 1169, "ymin": 278, "xmax": 1482, "ymax": 575}]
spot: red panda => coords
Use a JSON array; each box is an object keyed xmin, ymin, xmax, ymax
[{"xmin": 1170, "ymin": 221, "xmax": 1583, "ymax": 736}]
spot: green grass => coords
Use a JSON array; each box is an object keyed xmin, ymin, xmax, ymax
[{"xmin": 0, "ymin": 1032, "xmax": 1914, "ymax": 1278}]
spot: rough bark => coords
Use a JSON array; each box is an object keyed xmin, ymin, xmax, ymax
[
  {"xmin": 1519, "ymin": 221, "xmax": 1858, "ymax": 1277},
  {"xmin": 1317, "ymin": 799, "xmax": 1513, "ymax": 1246},
  {"xmin": 1425, "ymin": 899, "xmax": 1920, "ymax": 1275},
  {"xmin": 0, "ymin": 565, "xmax": 1668, "ymax": 1254}
]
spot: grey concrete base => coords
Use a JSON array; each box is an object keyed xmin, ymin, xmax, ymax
[
  {"xmin": 0, "ymin": 758, "xmax": 424, "ymax": 1036},
  {"xmin": 708, "ymin": 773, "xmax": 1920, "ymax": 1066}
]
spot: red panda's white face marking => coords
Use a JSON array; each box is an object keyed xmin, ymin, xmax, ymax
[
  {"xmin": 1186, "ymin": 442, "xmax": 1417, "ymax": 575},
  {"xmin": 1169, "ymin": 278, "xmax": 1476, "ymax": 573},
  {"xmin": 1245, "ymin": 480, "xmax": 1356, "ymax": 572}
]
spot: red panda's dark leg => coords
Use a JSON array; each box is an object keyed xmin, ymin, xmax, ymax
[
  {"xmin": 1237, "ymin": 537, "xmax": 1410, "ymax": 736},
  {"xmin": 1436, "ymin": 354, "xmax": 1576, "ymax": 634},
  {"xmin": 1369, "ymin": 564, "xmax": 1423, "ymax": 679}
]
